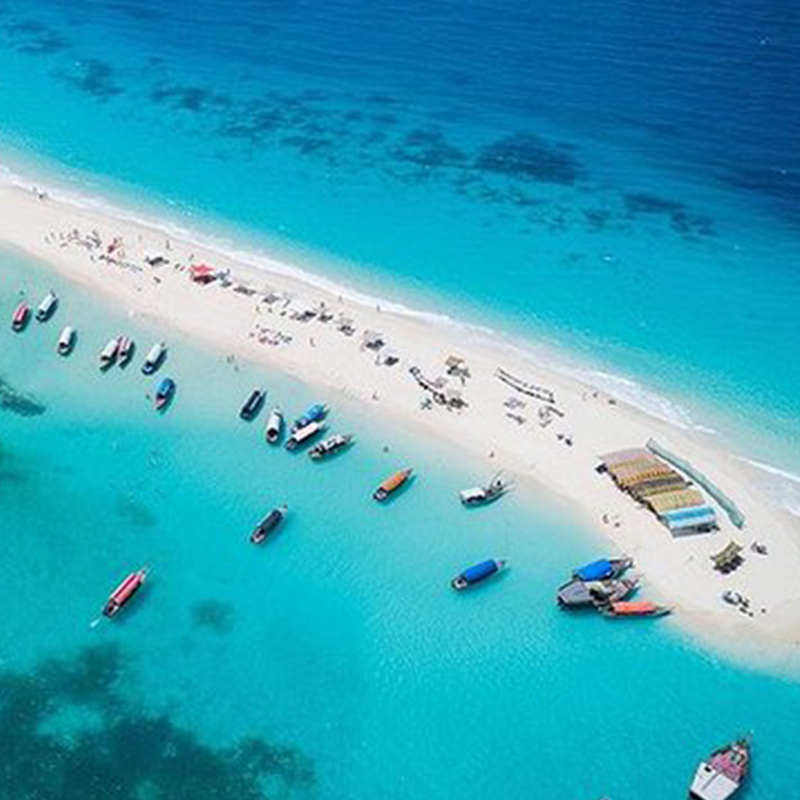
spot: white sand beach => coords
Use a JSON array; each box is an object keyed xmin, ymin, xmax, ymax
[{"xmin": 3, "ymin": 178, "xmax": 800, "ymax": 662}]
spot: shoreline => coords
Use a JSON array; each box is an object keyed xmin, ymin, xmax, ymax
[{"xmin": 3, "ymin": 176, "xmax": 800, "ymax": 666}]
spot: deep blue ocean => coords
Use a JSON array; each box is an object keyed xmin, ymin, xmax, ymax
[{"xmin": 1, "ymin": 0, "xmax": 800, "ymax": 797}]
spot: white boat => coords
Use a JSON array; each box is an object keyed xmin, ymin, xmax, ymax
[
  {"xmin": 118, "ymin": 336, "xmax": 135, "ymax": 366},
  {"xmin": 98, "ymin": 336, "xmax": 121, "ymax": 368},
  {"xmin": 689, "ymin": 737, "xmax": 750, "ymax": 800},
  {"xmin": 36, "ymin": 290, "xmax": 58, "ymax": 322},
  {"xmin": 57, "ymin": 326, "xmax": 75, "ymax": 356},
  {"xmin": 141, "ymin": 341, "xmax": 167, "ymax": 374},
  {"xmin": 265, "ymin": 407, "xmax": 284, "ymax": 444},
  {"xmin": 285, "ymin": 421, "xmax": 325, "ymax": 451}
]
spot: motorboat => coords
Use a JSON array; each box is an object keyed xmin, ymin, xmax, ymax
[
  {"xmin": 309, "ymin": 433, "xmax": 354, "ymax": 460},
  {"xmin": 689, "ymin": 737, "xmax": 751, "ymax": 800},
  {"xmin": 57, "ymin": 326, "xmax": 76, "ymax": 356},
  {"xmin": 373, "ymin": 467, "xmax": 413, "ymax": 501},
  {"xmin": 102, "ymin": 567, "xmax": 148, "ymax": 618},
  {"xmin": 265, "ymin": 407, "xmax": 284, "ymax": 444},
  {"xmin": 451, "ymin": 559, "xmax": 507, "ymax": 591},
  {"xmin": 11, "ymin": 301, "xmax": 30, "ymax": 331},
  {"xmin": 599, "ymin": 600, "xmax": 671, "ymax": 618},
  {"xmin": 291, "ymin": 403, "xmax": 327, "ymax": 432},
  {"xmin": 240, "ymin": 388, "xmax": 266, "ymax": 421},
  {"xmin": 141, "ymin": 341, "xmax": 167, "ymax": 375},
  {"xmin": 250, "ymin": 504, "xmax": 288, "ymax": 544},
  {"xmin": 557, "ymin": 576, "xmax": 639, "ymax": 609},
  {"xmin": 459, "ymin": 472, "xmax": 513, "ymax": 506},
  {"xmin": 285, "ymin": 420, "xmax": 325, "ymax": 451},
  {"xmin": 118, "ymin": 336, "xmax": 135, "ymax": 366},
  {"xmin": 98, "ymin": 336, "xmax": 122, "ymax": 368},
  {"xmin": 154, "ymin": 377, "xmax": 176, "ymax": 411},
  {"xmin": 572, "ymin": 557, "xmax": 633, "ymax": 582},
  {"xmin": 35, "ymin": 290, "xmax": 58, "ymax": 322}
]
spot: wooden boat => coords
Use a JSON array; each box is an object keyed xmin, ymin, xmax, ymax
[
  {"xmin": 102, "ymin": 567, "xmax": 148, "ymax": 618},
  {"xmin": 57, "ymin": 326, "xmax": 76, "ymax": 356},
  {"xmin": 557, "ymin": 576, "xmax": 638, "ymax": 609},
  {"xmin": 250, "ymin": 504, "xmax": 288, "ymax": 544},
  {"xmin": 459, "ymin": 472, "xmax": 513, "ymax": 506},
  {"xmin": 600, "ymin": 600, "xmax": 671, "ymax": 618},
  {"xmin": 309, "ymin": 433, "xmax": 354, "ymax": 460},
  {"xmin": 118, "ymin": 336, "xmax": 135, "ymax": 366},
  {"xmin": 689, "ymin": 737, "xmax": 751, "ymax": 800},
  {"xmin": 265, "ymin": 407, "xmax": 284, "ymax": 444},
  {"xmin": 451, "ymin": 559, "xmax": 507, "ymax": 591},
  {"xmin": 572, "ymin": 556, "xmax": 633, "ymax": 582},
  {"xmin": 141, "ymin": 341, "xmax": 167, "ymax": 375},
  {"xmin": 98, "ymin": 336, "xmax": 122, "ymax": 368},
  {"xmin": 35, "ymin": 290, "xmax": 58, "ymax": 322},
  {"xmin": 373, "ymin": 467, "xmax": 413, "ymax": 501},
  {"xmin": 154, "ymin": 377, "xmax": 176, "ymax": 411},
  {"xmin": 240, "ymin": 388, "xmax": 266, "ymax": 421},
  {"xmin": 291, "ymin": 403, "xmax": 327, "ymax": 432},
  {"xmin": 285, "ymin": 420, "xmax": 325, "ymax": 451},
  {"xmin": 11, "ymin": 301, "xmax": 30, "ymax": 331}
]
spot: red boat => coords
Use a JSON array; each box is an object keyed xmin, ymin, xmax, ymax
[
  {"xmin": 11, "ymin": 301, "xmax": 30, "ymax": 331},
  {"xmin": 102, "ymin": 567, "xmax": 149, "ymax": 618}
]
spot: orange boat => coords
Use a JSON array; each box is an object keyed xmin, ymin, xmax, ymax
[
  {"xmin": 373, "ymin": 467, "xmax": 413, "ymax": 501},
  {"xmin": 602, "ymin": 600, "xmax": 671, "ymax": 618}
]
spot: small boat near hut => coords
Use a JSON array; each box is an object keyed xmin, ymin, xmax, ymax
[
  {"xmin": 373, "ymin": 467, "xmax": 413, "ymax": 502},
  {"xmin": 459, "ymin": 472, "xmax": 513, "ymax": 506},
  {"xmin": 557, "ymin": 576, "xmax": 639, "ymax": 609},
  {"xmin": 309, "ymin": 433, "xmax": 354, "ymax": 460},
  {"xmin": 57, "ymin": 326, "xmax": 76, "ymax": 356},
  {"xmin": 451, "ymin": 559, "xmax": 507, "ymax": 591},
  {"xmin": 599, "ymin": 600, "xmax": 671, "ymax": 619},
  {"xmin": 154, "ymin": 377, "xmax": 176, "ymax": 411},
  {"xmin": 265, "ymin": 407, "xmax": 284, "ymax": 444},
  {"xmin": 240, "ymin": 388, "xmax": 266, "ymax": 421},
  {"xmin": 11, "ymin": 301, "xmax": 30, "ymax": 332},
  {"xmin": 573, "ymin": 557, "xmax": 633, "ymax": 582},
  {"xmin": 291, "ymin": 403, "xmax": 327, "ymax": 432},
  {"xmin": 118, "ymin": 336, "xmax": 135, "ymax": 366},
  {"xmin": 285, "ymin": 420, "xmax": 325, "ymax": 451},
  {"xmin": 689, "ymin": 737, "xmax": 751, "ymax": 800},
  {"xmin": 98, "ymin": 336, "xmax": 122, "ymax": 368},
  {"xmin": 102, "ymin": 567, "xmax": 148, "ymax": 618},
  {"xmin": 250, "ymin": 504, "xmax": 288, "ymax": 544},
  {"xmin": 141, "ymin": 341, "xmax": 167, "ymax": 375},
  {"xmin": 36, "ymin": 290, "xmax": 58, "ymax": 322}
]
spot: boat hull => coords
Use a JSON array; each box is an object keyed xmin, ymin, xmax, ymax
[
  {"xmin": 250, "ymin": 505, "xmax": 287, "ymax": 544},
  {"xmin": 11, "ymin": 304, "xmax": 30, "ymax": 332}
]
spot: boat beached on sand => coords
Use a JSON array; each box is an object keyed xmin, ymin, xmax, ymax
[
  {"xmin": 557, "ymin": 576, "xmax": 639, "ymax": 609},
  {"xmin": 57, "ymin": 326, "xmax": 76, "ymax": 356},
  {"xmin": 154, "ymin": 377, "xmax": 176, "ymax": 411},
  {"xmin": 240, "ymin": 388, "xmax": 266, "ymax": 421},
  {"xmin": 373, "ymin": 467, "xmax": 414, "ymax": 501},
  {"xmin": 689, "ymin": 737, "xmax": 751, "ymax": 800},
  {"xmin": 599, "ymin": 600, "xmax": 671, "ymax": 619},
  {"xmin": 451, "ymin": 559, "xmax": 507, "ymax": 591},
  {"xmin": 250, "ymin": 504, "xmax": 288, "ymax": 544},
  {"xmin": 98, "ymin": 336, "xmax": 122, "ymax": 369},
  {"xmin": 35, "ymin": 290, "xmax": 58, "ymax": 322},
  {"xmin": 102, "ymin": 567, "xmax": 148, "ymax": 618},
  {"xmin": 11, "ymin": 301, "xmax": 30, "ymax": 331},
  {"xmin": 265, "ymin": 407, "xmax": 284, "ymax": 444},
  {"xmin": 141, "ymin": 341, "xmax": 167, "ymax": 375},
  {"xmin": 309, "ymin": 433, "xmax": 354, "ymax": 460},
  {"xmin": 459, "ymin": 472, "xmax": 513, "ymax": 506}
]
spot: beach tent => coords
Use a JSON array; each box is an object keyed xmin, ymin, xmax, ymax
[{"xmin": 646, "ymin": 489, "xmax": 705, "ymax": 514}]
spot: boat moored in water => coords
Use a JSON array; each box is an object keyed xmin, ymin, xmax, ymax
[
  {"xmin": 154, "ymin": 377, "xmax": 176, "ymax": 411},
  {"xmin": 291, "ymin": 403, "xmax": 327, "ymax": 432},
  {"xmin": 557, "ymin": 576, "xmax": 639, "ymax": 609},
  {"xmin": 373, "ymin": 467, "xmax": 413, "ymax": 501},
  {"xmin": 141, "ymin": 341, "xmax": 167, "ymax": 374},
  {"xmin": 459, "ymin": 472, "xmax": 513, "ymax": 506},
  {"xmin": 98, "ymin": 336, "xmax": 122, "ymax": 368},
  {"xmin": 57, "ymin": 326, "xmax": 76, "ymax": 355},
  {"xmin": 285, "ymin": 420, "xmax": 325, "ymax": 451},
  {"xmin": 36, "ymin": 290, "xmax": 58, "ymax": 322},
  {"xmin": 309, "ymin": 433, "xmax": 354, "ymax": 460},
  {"xmin": 689, "ymin": 737, "xmax": 751, "ymax": 800},
  {"xmin": 250, "ymin": 504, "xmax": 288, "ymax": 544},
  {"xmin": 572, "ymin": 557, "xmax": 633, "ymax": 582},
  {"xmin": 451, "ymin": 559, "xmax": 507, "ymax": 591},
  {"xmin": 240, "ymin": 388, "xmax": 266, "ymax": 421},
  {"xmin": 118, "ymin": 336, "xmax": 135, "ymax": 366},
  {"xmin": 102, "ymin": 567, "xmax": 149, "ymax": 618},
  {"xmin": 265, "ymin": 407, "xmax": 284, "ymax": 444},
  {"xmin": 11, "ymin": 301, "xmax": 30, "ymax": 331},
  {"xmin": 599, "ymin": 600, "xmax": 671, "ymax": 618}
]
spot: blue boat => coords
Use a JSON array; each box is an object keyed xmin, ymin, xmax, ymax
[
  {"xmin": 291, "ymin": 403, "xmax": 327, "ymax": 432},
  {"xmin": 573, "ymin": 557, "xmax": 632, "ymax": 582},
  {"xmin": 154, "ymin": 378, "xmax": 176, "ymax": 411},
  {"xmin": 451, "ymin": 559, "xmax": 507, "ymax": 591}
]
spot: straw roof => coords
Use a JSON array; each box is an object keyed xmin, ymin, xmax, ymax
[
  {"xmin": 710, "ymin": 541, "xmax": 743, "ymax": 568},
  {"xmin": 607, "ymin": 456, "xmax": 663, "ymax": 478},
  {"xmin": 615, "ymin": 464, "xmax": 676, "ymax": 488},
  {"xmin": 646, "ymin": 489, "xmax": 705, "ymax": 514},
  {"xmin": 630, "ymin": 476, "xmax": 689, "ymax": 499},
  {"xmin": 600, "ymin": 448, "xmax": 651, "ymax": 467}
]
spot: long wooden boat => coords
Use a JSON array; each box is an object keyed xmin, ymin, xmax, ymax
[
  {"xmin": 141, "ymin": 341, "xmax": 167, "ymax": 375},
  {"xmin": 459, "ymin": 472, "xmax": 512, "ymax": 506},
  {"xmin": 250, "ymin": 504, "xmax": 288, "ymax": 544},
  {"xmin": 600, "ymin": 600, "xmax": 671, "ymax": 618},
  {"xmin": 118, "ymin": 336, "xmax": 135, "ymax": 366},
  {"xmin": 557, "ymin": 576, "xmax": 638, "ymax": 609},
  {"xmin": 373, "ymin": 467, "xmax": 413, "ymax": 501},
  {"xmin": 154, "ymin": 377, "xmax": 176, "ymax": 411},
  {"xmin": 572, "ymin": 557, "xmax": 633, "ymax": 582},
  {"xmin": 11, "ymin": 301, "xmax": 30, "ymax": 332},
  {"xmin": 451, "ymin": 559, "xmax": 507, "ymax": 591},
  {"xmin": 57, "ymin": 326, "xmax": 76, "ymax": 356},
  {"xmin": 285, "ymin": 420, "xmax": 325, "ymax": 451},
  {"xmin": 98, "ymin": 336, "xmax": 122, "ymax": 368},
  {"xmin": 102, "ymin": 567, "xmax": 148, "ymax": 618},
  {"xmin": 240, "ymin": 388, "xmax": 266, "ymax": 421},
  {"xmin": 309, "ymin": 433, "xmax": 354, "ymax": 460},
  {"xmin": 689, "ymin": 737, "xmax": 751, "ymax": 800},
  {"xmin": 291, "ymin": 403, "xmax": 327, "ymax": 432},
  {"xmin": 36, "ymin": 290, "xmax": 58, "ymax": 322},
  {"xmin": 265, "ymin": 407, "xmax": 284, "ymax": 444}
]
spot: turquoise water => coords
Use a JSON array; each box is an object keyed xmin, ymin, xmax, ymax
[{"xmin": 3, "ymin": 249, "xmax": 800, "ymax": 799}]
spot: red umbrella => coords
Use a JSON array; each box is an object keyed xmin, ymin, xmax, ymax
[{"xmin": 189, "ymin": 264, "xmax": 216, "ymax": 283}]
